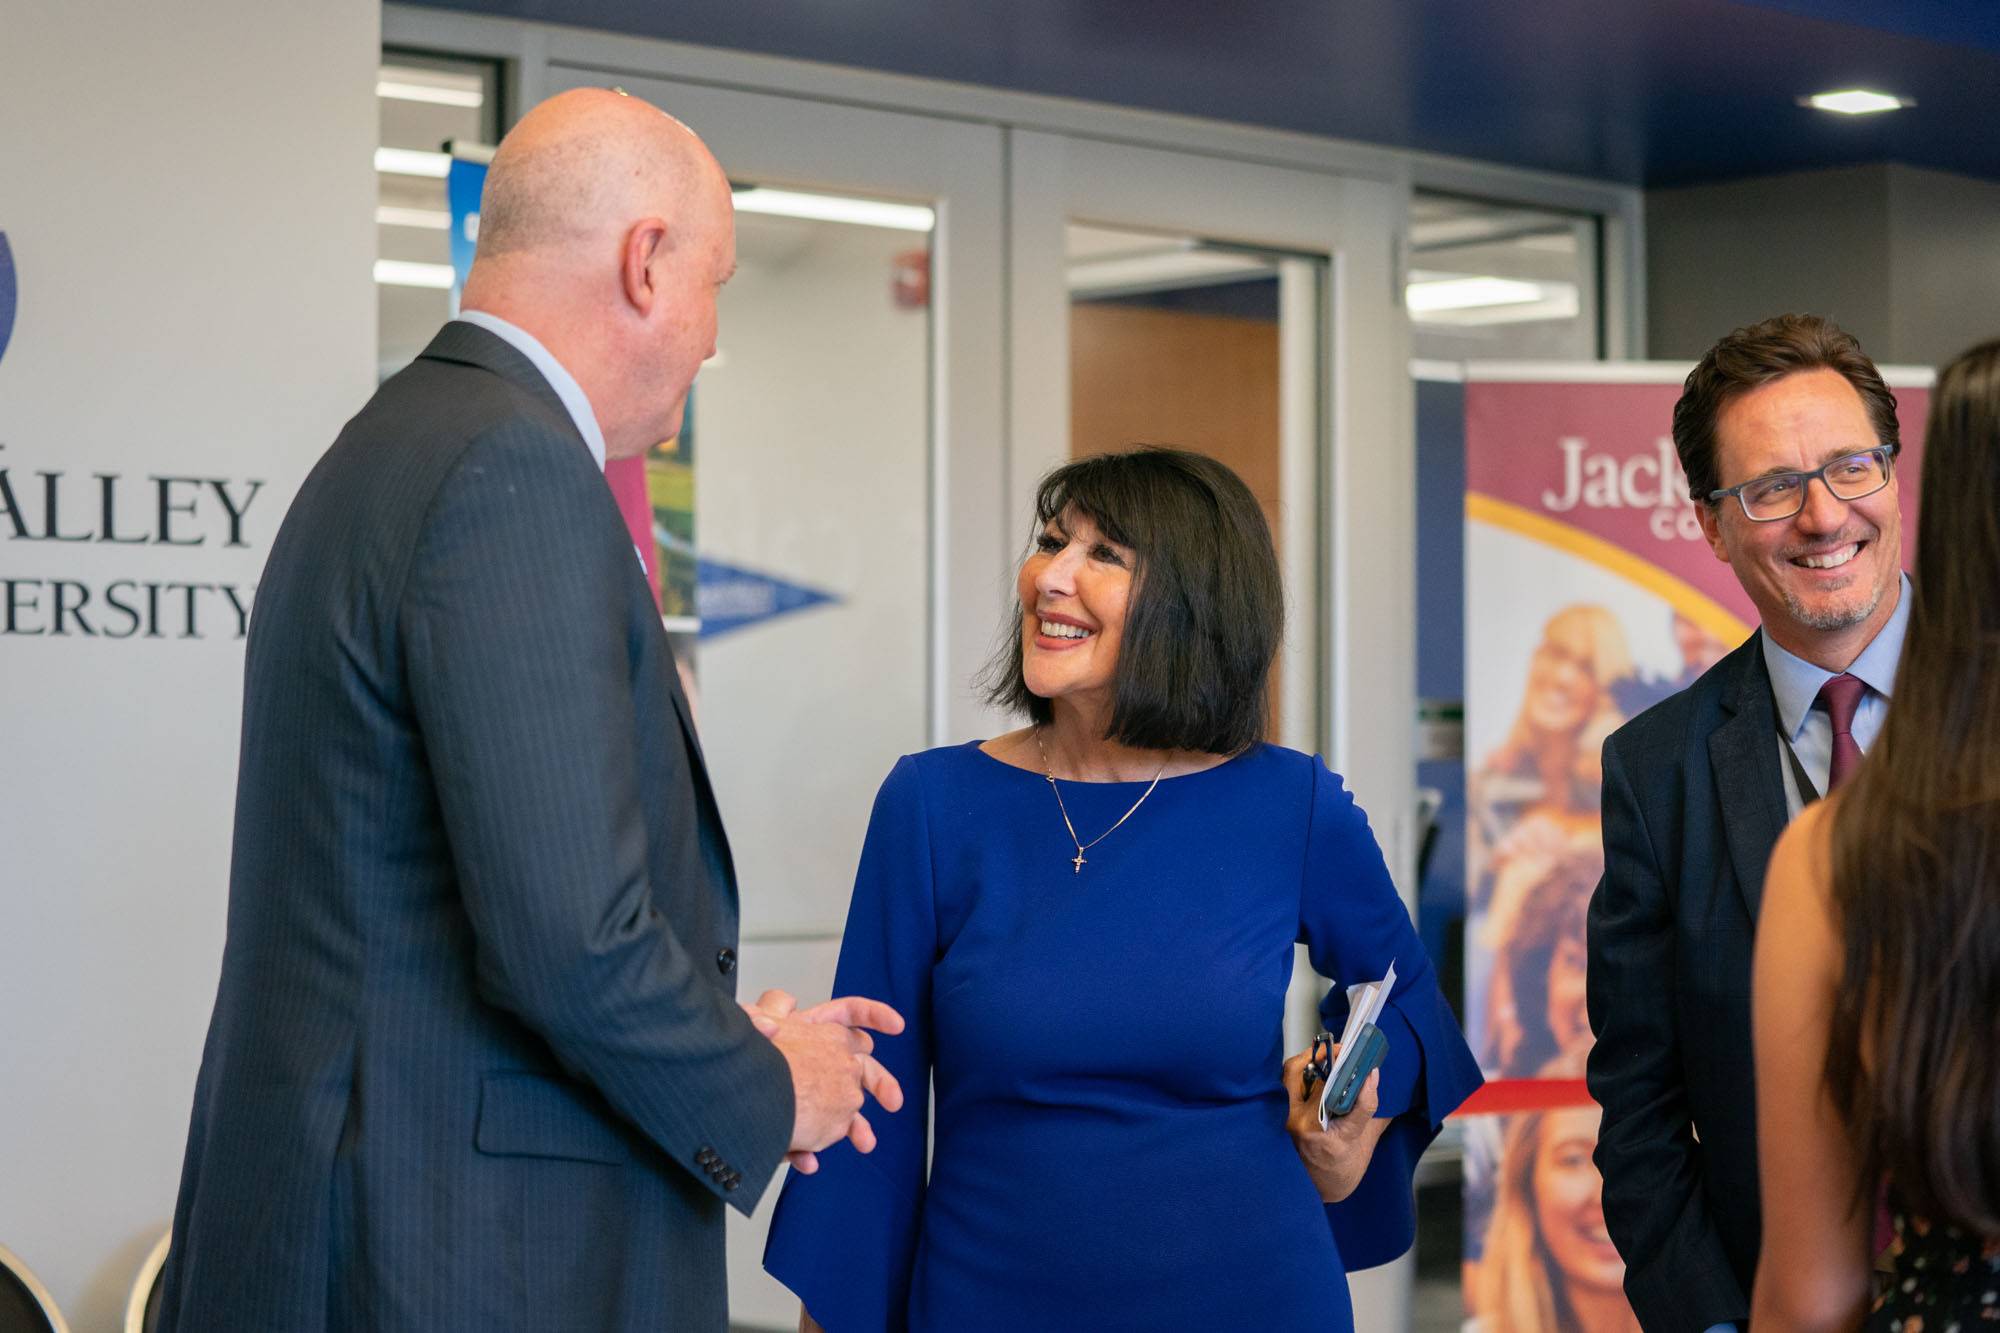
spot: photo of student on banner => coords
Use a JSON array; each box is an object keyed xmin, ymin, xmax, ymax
[
  {"xmin": 1483, "ymin": 850, "xmax": 1597, "ymax": 1078},
  {"xmin": 1468, "ymin": 604, "xmax": 1630, "ymax": 1072},
  {"xmin": 1464, "ymin": 603, "xmax": 1644, "ymax": 1331},
  {"xmin": 1469, "ymin": 1055, "xmax": 1640, "ymax": 1333}
]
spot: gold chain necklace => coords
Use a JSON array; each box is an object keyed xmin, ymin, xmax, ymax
[{"xmin": 1034, "ymin": 729, "xmax": 1167, "ymax": 874}]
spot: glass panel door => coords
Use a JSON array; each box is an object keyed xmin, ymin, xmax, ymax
[
  {"xmin": 373, "ymin": 51, "xmax": 502, "ymax": 380},
  {"xmin": 1065, "ymin": 224, "xmax": 1326, "ymax": 742},
  {"xmin": 1008, "ymin": 128, "xmax": 1415, "ymax": 1329},
  {"xmin": 541, "ymin": 67, "xmax": 1004, "ymax": 1331},
  {"xmin": 1407, "ymin": 193, "xmax": 1602, "ymax": 362},
  {"xmin": 1010, "ymin": 131, "xmax": 1411, "ymax": 820}
]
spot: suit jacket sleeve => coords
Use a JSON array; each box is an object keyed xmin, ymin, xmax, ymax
[
  {"xmin": 402, "ymin": 422, "xmax": 793, "ymax": 1213},
  {"xmin": 1587, "ymin": 735, "xmax": 1747, "ymax": 1330}
]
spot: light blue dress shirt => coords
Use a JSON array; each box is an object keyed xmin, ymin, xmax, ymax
[
  {"xmin": 1762, "ymin": 573, "xmax": 1911, "ymax": 816},
  {"xmin": 453, "ymin": 309, "xmax": 608, "ymax": 473}
]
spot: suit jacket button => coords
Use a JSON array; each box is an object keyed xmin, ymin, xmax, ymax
[
  {"xmin": 716, "ymin": 947, "xmax": 736, "ymax": 975},
  {"xmin": 723, "ymin": 1176, "xmax": 740, "ymax": 1191},
  {"xmin": 696, "ymin": 1147, "xmax": 716, "ymax": 1165}
]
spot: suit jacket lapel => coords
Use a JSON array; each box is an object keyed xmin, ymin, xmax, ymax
[{"xmin": 1709, "ymin": 632, "xmax": 1791, "ymax": 921}]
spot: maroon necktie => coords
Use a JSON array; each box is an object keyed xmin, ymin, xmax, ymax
[
  {"xmin": 1816, "ymin": 672, "xmax": 1867, "ymax": 790},
  {"xmin": 1816, "ymin": 671, "xmax": 1893, "ymax": 1257}
]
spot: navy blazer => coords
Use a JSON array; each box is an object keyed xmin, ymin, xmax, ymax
[
  {"xmin": 1586, "ymin": 632, "xmax": 1790, "ymax": 1333},
  {"xmin": 157, "ymin": 323, "xmax": 793, "ymax": 1331}
]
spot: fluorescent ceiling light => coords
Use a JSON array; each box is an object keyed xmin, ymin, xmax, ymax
[
  {"xmin": 1066, "ymin": 247, "xmax": 1275, "ymax": 298},
  {"xmin": 375, "ymin": 206, "xmax": 451, "ymax": 230},
  {"xmin": 1406, "ymin": 276, "xmax": 1545, "ymax": 313},
  {"xmin": 377, "ymin": 64, "xmax": 485, "ymax": 108},
  {"xmin": 1405, "ymin": 272, "xmax": 1581, "ymax": 326},
  {"xmin": 377, "ymin": 79, "xmax": 484, "ymax": 108},
  {"xmin": 731, "ymin": 187, "xmax": 934, "ymax": 232},
  {"xmin": 374, "ymin": 259, "xmax": 455, "ymax": 289},
  {"xmin": 375, "ymin": 147, "xmax": 451, "ymax": 179},
  {"xmin": 1801, "ymin": 89, "xmax": 1911, "ymax": 115}
]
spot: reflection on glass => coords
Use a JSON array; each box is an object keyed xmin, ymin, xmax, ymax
[
  {"xmin": 374, "ymin": 52, "xmax": 500, "ymax": 381},
  {"xmin": 695, "ymin": 187, "xmax": 934, "ymax": 939},
  {"xmin": 1063, "ymin": 223, "xmax": 1320, "ymax": 743},
  {"xmin": 1408, "ymin": 194, "xmax": 1600, "ymax": 362}
]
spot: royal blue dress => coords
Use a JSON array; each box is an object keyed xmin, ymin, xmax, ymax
[{"xmin": 764, "ymin": 742, "xmax": 1481, "ymax": 1331}]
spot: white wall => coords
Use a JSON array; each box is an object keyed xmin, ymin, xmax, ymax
[
  {"xmin": 0, "ymin": 6, "xmax": 378, "ymax": 1328},
  {"xmin": 1886, "ymin": 163, "xmax": 2000, "ymax": 369}
]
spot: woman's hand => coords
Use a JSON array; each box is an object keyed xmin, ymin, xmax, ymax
[{"xmin": 1282, "ymin": 1048, "xmax": 1389, "ymax": 1203}]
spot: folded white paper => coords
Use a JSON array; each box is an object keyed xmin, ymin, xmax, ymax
[{"xmin": 1318, "ymin": 960, "xmax": 1396, "ymax": 1129}]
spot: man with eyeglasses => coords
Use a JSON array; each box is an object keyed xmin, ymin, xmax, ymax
[{"xmin": 1586, "ymin": 314, "xmax": 1909, "ymax": 1333}]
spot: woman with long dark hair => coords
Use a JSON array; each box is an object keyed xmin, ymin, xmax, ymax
[{"xmin": 1753, "ymin": 339, "xmax": 2000, "ymax": 1329}]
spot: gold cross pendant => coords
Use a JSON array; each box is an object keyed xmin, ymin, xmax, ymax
[{"xmin": 1072, "ymin": 852, "xmax": 1087, "ymax": 873}]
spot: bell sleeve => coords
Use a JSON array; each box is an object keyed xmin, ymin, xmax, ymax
[
  {"xmin": 1298, "ymin": 757, "xmax": 1483, "ymax": 1271},
  {"xmin": 764, "ymin": 754, "xmax": 937, "ymax": 1332}
]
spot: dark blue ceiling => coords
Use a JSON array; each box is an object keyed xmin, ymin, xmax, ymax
[{"xmin": 406, "ymin": 0, "xmax": 2000, "ymax": 187}]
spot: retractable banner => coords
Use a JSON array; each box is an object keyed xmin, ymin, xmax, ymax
[{"xmin": 1457, "ymin": 363, "xmax": 1928, "ymax": 1330}]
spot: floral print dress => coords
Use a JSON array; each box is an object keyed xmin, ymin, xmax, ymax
[{"xmin": 1868, "ymin": 1205, "xmax": 2000, "ymax": 1330}]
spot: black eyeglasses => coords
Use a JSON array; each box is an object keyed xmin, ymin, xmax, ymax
[{"xmin": 1707, "ymin": 445, "xmax": 1896, "ymax": 522}]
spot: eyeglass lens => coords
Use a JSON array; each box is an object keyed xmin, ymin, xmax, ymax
[{"xmin": 1738, "ymin": 450, "xmax": 1890, "ymax": 520}]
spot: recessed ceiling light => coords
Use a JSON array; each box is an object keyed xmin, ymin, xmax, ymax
[{"xmin": 1801, "ymin": 89, "xmax": 1912, "ymax": 115}]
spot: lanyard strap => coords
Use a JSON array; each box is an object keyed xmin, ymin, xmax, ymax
[{"xmin": 1780, "ymin": 729, "xmax": 1822, "ymax": 805}]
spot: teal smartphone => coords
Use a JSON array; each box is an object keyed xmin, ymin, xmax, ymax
[{"xmin": 1327, "ymin": 1023, "xmax": 1387, "ymax": 1117}]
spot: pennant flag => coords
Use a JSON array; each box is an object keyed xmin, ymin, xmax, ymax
[{"xmin": 697, "ymin": 557, "xmax": 838, "ymax": 640}]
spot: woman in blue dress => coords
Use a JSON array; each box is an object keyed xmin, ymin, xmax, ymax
[{"xmin": 765, "ymin": 447, "xmax": 1481, "ymax": 1331}]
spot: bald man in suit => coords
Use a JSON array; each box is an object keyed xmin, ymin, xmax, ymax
[{"xmin": 158, "ymin": 90, "xmax": 901, "ymax": 1331}]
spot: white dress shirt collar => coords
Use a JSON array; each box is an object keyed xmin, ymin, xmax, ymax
[{"xmin": 453, "ymin": 309, "xmax": 608, "ymax": 473}]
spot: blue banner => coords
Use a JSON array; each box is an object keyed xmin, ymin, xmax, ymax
[{"xmin": 445, "ymin": 157, "xmax": 487, "ymax": 306}]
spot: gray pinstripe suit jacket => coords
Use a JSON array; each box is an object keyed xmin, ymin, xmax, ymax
[{"xmin": 157, "ymin": 322, "xmax": 793, "ymax": 1331}]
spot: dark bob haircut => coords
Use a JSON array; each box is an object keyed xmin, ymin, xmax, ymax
[{"xmin": 982, "ymin": 446, "xmax": 1283, "ymax": 755}]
